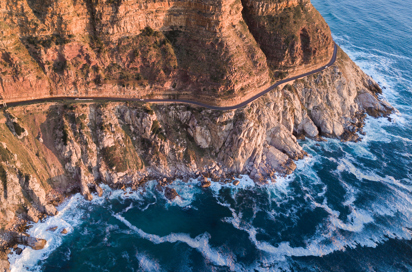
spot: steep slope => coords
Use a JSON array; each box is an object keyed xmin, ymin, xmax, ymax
[
  {"xmin": 242, "ymin": 0, "xmax": 334, "ymax": 78},
  {"xmin": 0, "ymin": 0, "xmax": 332, "ymax": 105}
]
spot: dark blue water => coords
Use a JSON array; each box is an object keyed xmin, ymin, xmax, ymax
[{"xmin": 10, "ymin": 0, "xmax": 412, "ymax": 271}]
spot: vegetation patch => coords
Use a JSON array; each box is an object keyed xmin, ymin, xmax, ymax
[
  {"xmin": 151, "ymin": 120, "xmax": 166, "ymax": 141},
  {"xmin": 102, "ymin": 144, "xmax": 143, "ymax": 172},
  {"xmin": 24, "ymin": 34, "xmax": 73, "ymax": 50},
  {"xmin": 164, "ymin": 29, "xmax": 231, "ymax": 86},
  {"xmin": 0, "ymin": 165, "xmax": 7, "ymax": 197},
  {"xmin": 105, "ymin": 28, "xmax": 177, "ymax": 84},
  {"xmin": 5, "ymin": 114, "xmax": 26, "ymax": 137},
  {"xmin": 0, "ymin": 144, "xmax": 13, "ymax": 163},
  {"xmin": 143, "ymin": 104, "xmax": 154, "ymax": 115},
  {"xmin": 62, "ymin": 125, "xmax": 69, "ymax": 145},
  {"xmin": 243, "ymin": 2, "xmax": 329, "ymax": 72},
  {"xmin": 53, "ymin": 59, "xmax": 67, "ymax": 74}
]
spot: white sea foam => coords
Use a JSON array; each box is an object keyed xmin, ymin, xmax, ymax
[
  {"xmin": 162, "ymin": 178, "xmax": 202, "ymax": 208},
  {"xmin": 113, "ymin": 213, "xmax": 241, "ymax": 271},
  {"xmin": 336, "ymin": 156, "xmax": 412, "ymax": 193},
  {"xmin": 135, "ymin": 252, "xmax": 161, "ymax": 272},
  {"xmin": 209, "ymin": 174, "xmax": 256, "ymax": 195},
  {"xmin": 216, "ymin": 145, "xmax": 412, "ymax": 271},
  {"xmin": 9, "ymin": 193, "xmax": 98, "ymax": 272}
]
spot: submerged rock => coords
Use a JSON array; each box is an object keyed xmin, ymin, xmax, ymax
[{"xmin": 46, "ymin": 226, "xmax": 58, "ymax": 232}]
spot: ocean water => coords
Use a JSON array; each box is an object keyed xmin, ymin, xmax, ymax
[{"xmin": 9, "ymin": 0, "xmax": 412, "ymax": 271}]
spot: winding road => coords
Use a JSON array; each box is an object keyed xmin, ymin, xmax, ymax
[{"xmin": 7, "ymin": 43, "xmax": 338, "ymax": 111}]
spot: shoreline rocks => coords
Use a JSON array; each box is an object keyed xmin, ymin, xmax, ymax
[
  {"xmin": 201, "ymin": 177, "xmax": 212, "ymax": 188},
  {"xmin": 164, "ymin": 187, "xmax": 180, "ymax": 201},
  {"xmin": 13, "ymin": 234, "xmax": 47, "ymax": 251},
  {"xmin": 0, "ymin": 36, "xmax": 395, "ymax": 272}
]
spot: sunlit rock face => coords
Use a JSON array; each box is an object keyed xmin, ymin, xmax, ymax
[{"xmin": 0, "ymin": 0, "xmax": 332, "ymax": 106}]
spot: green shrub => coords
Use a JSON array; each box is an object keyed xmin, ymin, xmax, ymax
[
  {"xmin": 0, "ymin": 165, "xmax": 7, "ymax": 195},
  {"xmin": 143, "ymin": 104, "xmax": 154, "ymax": 115},
  {"xmin": 12, "ymin": 122, "xmax": 25, "ymax": 136},
  {"xmin": 142, "ymin": 26, "xmax": 155, "ymax": 37},
  {"xmin": 151, "ymin": 120, "xmax": 166, "ymax": 141},
  {"xmin": 102, "ymin": 146, "xmax": 128, "ymax": 172},
  {"xmin": 53, "ymin": 59, "xmax": 67, "ymax": 73},
  {"xmin": 0, "ymin": 145, "xmax": 13, "ymax": 163},
  {"xmin": 62, "ymin": 126, "xmax": 69, "ymax": 145}
]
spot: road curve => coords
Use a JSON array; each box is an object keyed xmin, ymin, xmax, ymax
[{"xmin": 7, "ymin": 43, "xmax": 338, "ymax": 111}]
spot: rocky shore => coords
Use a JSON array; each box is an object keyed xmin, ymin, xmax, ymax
[{"xmin": 0, "ymin": 43, "xmax": 394, "ymax": 271}]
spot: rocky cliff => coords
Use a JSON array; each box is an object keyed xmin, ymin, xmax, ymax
[
  {"xmin": 0, "ymin": 0, "xmax": 395, "ymax": 270},
  {"xmin": 0, "ymin": 0, "xmax": 332, "ymax": 105},
  {"xmin": 0, "ymin": 46, "xmax": 393, "ymax": 268}
]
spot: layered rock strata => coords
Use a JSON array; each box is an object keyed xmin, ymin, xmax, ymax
[{"xmin": 0, "ymin": 0, "xmax": 332, "ymax": 106}]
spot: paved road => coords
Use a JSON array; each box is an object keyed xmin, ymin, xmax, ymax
[{"xmin": 7, "ymin": 43, "xmax": 338, "ymax": 111}]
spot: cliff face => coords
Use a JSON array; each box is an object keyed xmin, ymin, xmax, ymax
[
  {"xmin": 242, "ymin": 0, "xmax": 334, "ymax": 77},
  {"xmin": 0, "ymin": 47, "xmax": 392, "ymax": 235},
  {"xmin": 0, "ymin": 0, "xmax": 331, "ymax": 105}
]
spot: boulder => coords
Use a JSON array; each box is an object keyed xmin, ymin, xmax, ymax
[
  {"xmin": 15, "ymin": 235, "xmax": 47, "ymax": 250},
  {"xmin": 46, "ymin": 226, "xmax": 58, "ymax": 232},
  {"xmin": 201, "ymin": 177, "xmax": 211, "ymax": 188},
  {"xmin": 14, "ymin": 247, "xmax": 23, "ymax": 255},
  {"xmin": 61, "ymin": 229, "xmax": 68, "ymax": 235},
  {"xmin": 164, "ymin": 187, "xmax": 180, "ymax": 201}
]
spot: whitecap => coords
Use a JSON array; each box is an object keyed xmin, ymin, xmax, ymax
[
  {"xmin": 113, "ymin": 213, "xmax": 241, "ymax": 271},
  {"xmin": 162, "ymin": 178, "xmax": 202, "ymax": 208},
  {"xmin": 9, "ymin": 193, "xmax": 99, "ymax": 272},
  {"xmin": 135, "ymin": 252, "xmax": 161, "ymax": 272}
]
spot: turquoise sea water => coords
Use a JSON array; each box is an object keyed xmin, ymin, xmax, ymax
[{"xmin": 9, "ymin": 0, "xmax": 412, "ymax": 271}]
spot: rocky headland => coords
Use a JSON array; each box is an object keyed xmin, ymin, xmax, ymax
[{"xmin": 0, "ymin": 0, "xmax": 393, "ymax": 271}]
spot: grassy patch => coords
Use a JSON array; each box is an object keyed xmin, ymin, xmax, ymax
[
  {"xmin": 102, "ymin": 143, "xmax": 143, "ymax": 173},
  {"xmin": 0, "ymin": 165, "xmax": 7, "ymax": 194},
  {"xmin": 0, "ymin": 144, "xmax": 13, "ymax": 163},
  {"xmin": 24, "ymin": 34, "xmax": 72, "ymax": 50},
  {"xmin": 62, "ymin": 125, "xmax": 69, "ymax": 145},
  {"xmin": 12, "ymin": 121, "xmax": 25, "ymax": 136},
  {"xmin": 102, "ymin": 146, "xmax": 124, "ymax": 171},
  {"xmin": 151, "ymin": 120, "xmax": 166, "ymax": 141}
]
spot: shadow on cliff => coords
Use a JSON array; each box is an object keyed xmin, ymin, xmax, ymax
[
  {"xmin": 160, "ymin": 4, "xmax": 228, "ymax": 100},
  {"xmin": 39, "ymin": 105, "xmax": 72, "ymax": 189},
  {"xmin": 25, "ymin": 0, "xmax": 53, "ymax": 23}
]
